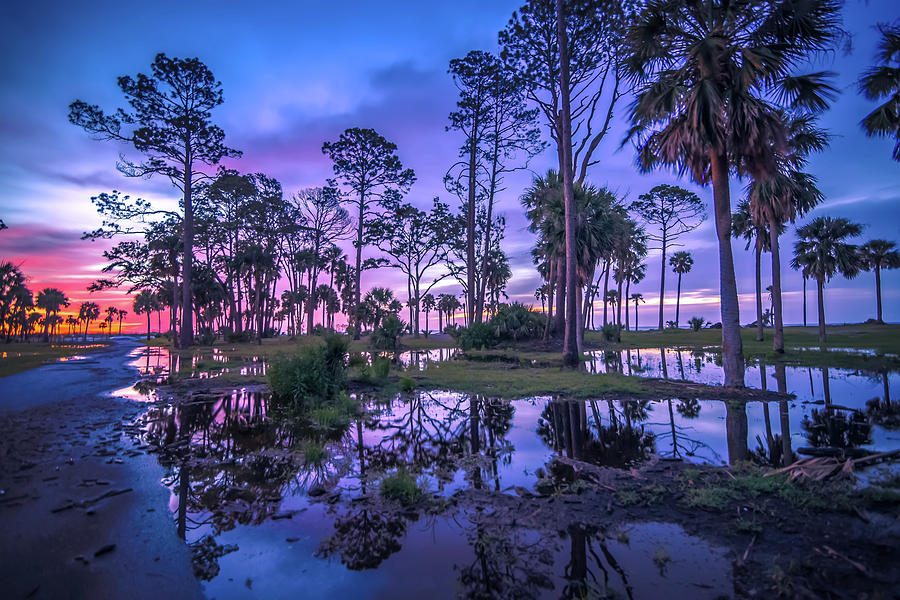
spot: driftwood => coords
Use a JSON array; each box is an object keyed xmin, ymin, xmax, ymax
[
  {"xmin": 797, "ymin": 447, "xmax": 871, "ymax": 459},
  {"xmin": 766, "ymin": 449, "xmax": 900, "ymax": 482}
]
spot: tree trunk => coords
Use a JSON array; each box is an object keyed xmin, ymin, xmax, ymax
[
  {"xmin": 602, "ymin": 261, "xmax": 610, "ymax": 326},
  {"xmin": 658, "ymin": 234, "xmax": 667, "ymax": 330},
  {"xmin": 768, "ymin": 218, "xmax": 784, "ymax": 353},
  {"xmin": 816, "ymin": 275, "xmax": 826, "ymax": 345},
  {"xmin": 353, "ymin": 194, "xmax": 364, "ymax": 340},
  {"xmin": 635, "ymin": 302, "xmax": 639, "ymax": 331},
  {"xmin": 558, "ymin": 0, "xmax": 578, "ymax": 368},
  {"xmin": 147, "ymin": 312, "xmax": 151, "ymax": 341},
  {"xmin": 180, "ymin": 167, "xmax": 194, "ymax": 348},
  {"xmin": 754, "ymin": 241, "xmax": 764, "ymax": 341},
  {"xmin": 802, "ymin": 275, "xmax": 807, "ymax": 327},
  {"xmin": 875, "ymin": 265, "xmax": 883, "ymax": 324},
  {"xmin": 466, "ymin": 122, "xmax": 478, "ymax": 328},
  {"xmin": 709, "ymin": 151, "xmax": 745, "ymax": 387},
  {"xmin": 544, "ymin": 262, "xmax": 556, "ymax": 341},
  {"xmin": 675, "ymin": 272, "xmax": 682, "ymax": 328},
  {"xmin": 554, "ymin": 256, "xmax": 566, "ymax": 337}
]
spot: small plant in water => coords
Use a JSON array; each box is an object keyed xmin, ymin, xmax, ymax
[
  {"xmin": 652, "ymin": 546, "xmax": 671, "ymax": 574},
  {"xmin": 301, "ymin": 440, "xmax": 329, "ymax": 465},
  {"xmin": 380, "ymin": 468, "xmax": 424, "ymax": 505}
]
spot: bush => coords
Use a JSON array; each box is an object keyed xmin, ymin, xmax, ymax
[
  {"xmin": 372, "ymin": 355, "xmax": 391, "ymax": 378},
  {"xmin": 380, "ymin": 468, "xmax": 424, "ymax": 505},
  {"xmin": 490, "ymin": 302, "xmax": 544, "ymax": 341},
  {"xmin": 225, "ymin": 329, "xmax": 253, "ymax": 343},
  {"xmin": 268, "ymin": 334, "xmax": 349, "ymax": 415},
  {"xmin": 601, "ymin": 323, "xmax": 621, "ymax": 342},
  {"xmin": 400, "ymin": 376, "xmax": 415, "ymax": 392},
  {"xmin": 455, "ymin": 322, "xmax": 498, "ymax": 351},
  {"xmin": 371, "ymin": 314, "xmax": 406, "ymax": 351},
  {"xmin": 688, "ymin": 317, "xmax": 706, "ymax": 332},
  {"xmin": 197, "ymin": 328, "xmax": 216, "ymax": 345}
]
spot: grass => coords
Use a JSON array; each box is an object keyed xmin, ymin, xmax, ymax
[
  {"xmin": 0, "ymin": 342, "xmax": 109, "ymax": 378},
  {"xmin": 406, "ymin": 359, "xmax": 648, "ymax": 399},
  {"xmin": 380, "ymin": 468, "xmax": 425, "ymax": 505}
]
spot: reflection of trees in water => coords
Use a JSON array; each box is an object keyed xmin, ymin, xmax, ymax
[
  {"xmin": 359, "ymin": 392, "xmax": 514, "ymax": 492},
  {"xmin": 456, "ymin": 516, "xmax": 555, "ymax": 600},
  {"xmin": 141, "ymin": 391, "xmax": 354, "ymax": 537},
  {"xmin": 563, "ymin": 525, "xmax": 635, "ymax": 600},
  {"xmin": 316, "ymin": 506, "xmax": 408, "ymax": 570},
  {"xmin": 537, "ymin": 399, "xmax": 655, "ymax": 469},
  {"xmin": 654, "ymin": 398, "xmax": 719, "ymax": 462},
  {"xmin": 802, "ymin": 408, "xmax": 872, "ymax": 450},
  {"xmin": 725, "ymin": 401, "xmax": 749, "ymax": 463}
]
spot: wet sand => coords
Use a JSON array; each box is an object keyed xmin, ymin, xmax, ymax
[{"xmin": 0, "ymin": 338, "xmax": 201, "ymax": 599}]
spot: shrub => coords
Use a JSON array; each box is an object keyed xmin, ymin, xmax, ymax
[
  {"xmin": 371, "ymin": 314, "xmax": 406, "ymax": 351},
  {"xmin": 455, "ymin": 322, "xmax": 498, "ymax": 351},
  {"xmin": 688, "ymin": 316, "xmax": 706, "ymax": 332},
  {"xmin": 380, "ymin": 468, "xmax": 424, "ymax": 505},
  {"xmin": 490, "ymin": 302, "xmax": 545, "ymax": 341},
  {"xmin": 268, "ymin": 334, "xmax": 349, "ymax": 414},
  {"xmin": 601, "ymin": 323, "xmax": 621, "ymax": 342},
  {"xmin": 372, "ymin": 355, "xmax": 391, "ymax": 378},
  {"xmin": 400, "ymin": 376, "xmax": 415, "ymax": 392},
  {"xmin": 197, "ymin": 328, "xmax": 217, "ymax": 346}
]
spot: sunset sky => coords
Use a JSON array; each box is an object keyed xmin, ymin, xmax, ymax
[{"xmin": 1, "ymin": 0, "xmax": 898, "ymax": 333}]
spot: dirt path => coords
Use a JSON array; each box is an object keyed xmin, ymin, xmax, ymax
[{"xmin": 0, "ymin": 338, "xmax": 202, "ymax": 599}]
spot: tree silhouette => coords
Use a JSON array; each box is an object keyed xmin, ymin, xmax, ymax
[
  {"xmin": 322, "ymin": 128, "xmax": 415, "ymax": 339},
  {"xmin": 629, "ymin": 185, "xmax": 704, "ymax": 331},
  {"xmin": 36, "ymin": 288, "xmax": 68, "ymax": 343},
  {"xmin": 792, "ymin": 217, "xmax": 863, "ymax": 344},
  {"xmin": 669, "ymin": 251, "xmax": 693, "ymax": 329},
  {"xmin": 859, "ymin": 239, "xmax": 900, "ymax": 323},
  {"xmin": 133, "ymin": 290, "xmax": 158, "ymax": 340},
  {"xmin": 69, "ymin": 53, "xmax": 240, "ymax": 348},
  {"xmin": 78, "ymin": 301, "xmax": 100, "ymax": 342}
]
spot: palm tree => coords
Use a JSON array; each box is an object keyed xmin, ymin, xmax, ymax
[
  {"xmin": 859, "ymin": 239, "xmax": 900, "ymax": 323},
  {"xmin": 78, "ymin": 302, "xmax": 100, "ymax": 343},
  {"xmin": 624, "ymin": 0, "xmax": 843, "ymax": 386},
  {"xmin": 749, "ymin": 115, "xmax": 828, "ymax": 353},
  {"xmin": 104, "ymin": 306, "xmax": 118, "ymax": 339},
  {"xmin": 117, "ymin": 309, "xmax": 127, "ymax": 335},
  {"xmin": 36, "ymin": 288, "xmax": 69, "ymax": 343},
  {"xmin": 133, "ymin": 290, "xmax": 157, "ymax": 340},
  {"xmin": 792, "ymin": 217, "xmax": 863, "ymax": 345},
  {"xmin": 631, "ymin": 293, "xmax": 645, "ymax": 331},
  {"xmin": 669, "ymin": 251, "xmax": 693, "ymax": 329},
  {"xmin": 859, "ymin": 23, "xmax": 900, "ymax": 161},
  {"xmin": 421, "ymin": 293, "xmax": 436, "ymax": 336},
  {"xmin": 732, "ymin": 200, "xmax": 770, "ymax": 341}
]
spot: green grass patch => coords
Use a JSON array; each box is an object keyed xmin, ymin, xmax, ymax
[
  {"xmin": 406, "ymin": 358, "xmax": 648, "ymax": 399},
  {"xmin": 380, "ymin": 468, "xmax": 425, "ymax": 505}
]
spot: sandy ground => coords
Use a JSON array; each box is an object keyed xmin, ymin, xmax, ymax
[{"xmin": 0, "ymin": 338, "xmax": 202, "ymax": 599}]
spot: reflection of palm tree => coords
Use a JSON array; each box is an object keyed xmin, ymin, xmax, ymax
[{"xmin": 725, "ymin": 401, "xmax": 748, "ymax": 464}]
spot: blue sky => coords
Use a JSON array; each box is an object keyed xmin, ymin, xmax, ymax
[{"xmin": 0, "ymin": 0, "xmax": 898, "ymax": 328}]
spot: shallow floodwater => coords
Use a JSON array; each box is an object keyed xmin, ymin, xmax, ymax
[{"xmin": 115, "ymin": 343, "xmax": 898, "ymax": 597}]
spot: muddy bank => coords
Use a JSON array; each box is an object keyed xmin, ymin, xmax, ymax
[{"xmin": 0, "ymin": 340, "xmax": 201, "ymax": 600}]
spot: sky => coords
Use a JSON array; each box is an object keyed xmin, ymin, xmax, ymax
[{"xmin": 0, "ymin": 0, "xmax": 898, "ymax": 333}]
